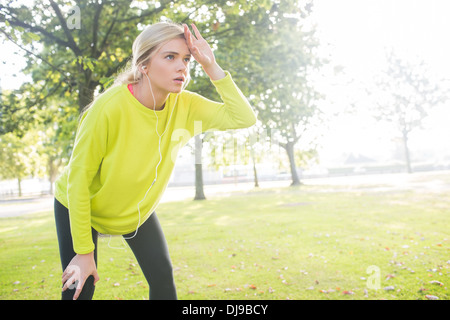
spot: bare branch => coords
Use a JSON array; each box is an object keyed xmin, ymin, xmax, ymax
[
  {"xmin": 98, "ymin": 4, "xmax": 122, "ymax": 55},
  {"xmin": 115, "ymin": 0, "xmax": 172, "ymax": 23},
  {"xmin": 0, "ymin": 28, "xmax": 73, "ymax": 89},
  {"xmin": 3, "ymin": 14, "xmax": 71, "ymax": 49},
  {"xmin": 91, "ymin": 1, "xmax": 104, "ymax": 56},
  {"xmin": 49, "ymin": 0, "xmax": 82, "ymax": 56}
]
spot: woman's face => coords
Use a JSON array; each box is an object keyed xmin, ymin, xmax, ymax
[{"xmin": 143, "ymin": 37, "xmax": 191, "ymax": 95}]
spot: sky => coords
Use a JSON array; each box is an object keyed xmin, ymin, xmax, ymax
[
  {"xmin": 0, "ymin": 41, "xmax": 31, "ymax": 90},
  {"xmin": 309, "ymin": 0, "xmax": 450, "ymax": 166},
  {"xmin": 1, "ymin": 0, "xmax": 450, "ymax": 168}
]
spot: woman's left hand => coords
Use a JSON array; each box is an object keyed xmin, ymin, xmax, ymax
[
  {"xmin": 184, "ymin": 23, "xmax": 220, "ymax": 72},
  {"xmin": 184, "ymin": 23, "xmax": 225, "ymax": 81}
]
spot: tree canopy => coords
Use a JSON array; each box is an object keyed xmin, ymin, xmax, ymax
[{"xmin": 1, "ymin": 0, "xmax": 323, "ymax": 190}]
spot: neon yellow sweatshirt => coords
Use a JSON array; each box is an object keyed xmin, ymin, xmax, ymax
[{"xmin": 54, "ymin": 71, "xmax": 256, "ymax": 254}]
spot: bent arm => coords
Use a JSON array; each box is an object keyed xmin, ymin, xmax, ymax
[
  {"xmin": 187, "ymin": 70, "xmax": 257, "ymax": 134},
  {"xmin": 67, "ymin": 105, "xmax": 108, "ymax": 254}
]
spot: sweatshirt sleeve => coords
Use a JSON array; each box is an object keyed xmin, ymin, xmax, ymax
[
  {"xmin": 67, "ymin": 104, "xmax": 108, "ymax": 254},
  {"xmin": 187, "ymin": 71, "xmax": 257, "ymax": 135}
]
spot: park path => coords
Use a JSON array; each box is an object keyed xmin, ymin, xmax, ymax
[
  {"xmin": 1, "ymin": 170, "xmax": 449, "ymax": 218},
  {"xmin": 0, "ymin": 180, "xmax": 289, "ymax": 218}
]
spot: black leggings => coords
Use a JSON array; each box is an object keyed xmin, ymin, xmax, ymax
[{"xmin": 54, "ymin": 198, "xmax": 177, "ymax": 300}]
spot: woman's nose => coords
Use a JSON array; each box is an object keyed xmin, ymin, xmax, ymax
[{"xmin": 176, "ymin": 60, "xmax": 188, "ymax": 72}]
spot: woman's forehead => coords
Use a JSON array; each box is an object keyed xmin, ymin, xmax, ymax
[{"xmin": 158, "ymin": 38, "xmax": 190, "ymax": 56}]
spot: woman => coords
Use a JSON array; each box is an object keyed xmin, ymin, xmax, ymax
[{"xmin": 53, "ymin": 21, "xmax": 256, "ymax": 300}]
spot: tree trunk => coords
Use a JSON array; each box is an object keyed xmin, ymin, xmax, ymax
[
  {"xmin": 48, "ymin": 156, "xmax": 56, "ymax": 195},
  {"xmin": 17, "ymin": 177, "xmax": 22, "ymax": 197},
  {"xmin": 250, "ymin": 148, "xmax": 259, "ymax": 187},
  {"xmin": 194, "ymin": 135, "xmax": 206, "ymax": 200},
  {"xmin": 285, "ymin": 141, "xmax": 301, "ymax": 186},
  {"xmin": 77, "ymin": 66, "xmax": 96, "ymax": 113},
  {"xmin": 402, "ymin": 130, "xmax": 412, "ymax": 173}
]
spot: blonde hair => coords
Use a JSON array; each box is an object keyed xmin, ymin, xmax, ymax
[
  {"xmin": 80, "ymin": 21, "xmax": 185, "ymax": 116},
  {"xmin": 115, "ymin": 21, "xmax": 185, "ymax": 86}
]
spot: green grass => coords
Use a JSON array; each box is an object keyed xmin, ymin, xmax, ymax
[{"xmin": 1, "ymin": 173, "xmax": 449, "ymax": 300}]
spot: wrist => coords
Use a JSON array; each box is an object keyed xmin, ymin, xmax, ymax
[{"xmin": 203, "ymin": 62, "xmax": 226, "ymax": 81}]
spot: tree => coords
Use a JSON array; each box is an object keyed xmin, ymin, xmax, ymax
[
  {"xmin": 249, "ymin": 4, "xmax": 325, "ymax": 185},
  {"xmin": 193, "ymin": 135, "xmax": 206, "ymax": 200},
  {"xmin": 177, "ymin": 0, "xmax": 312, "ymax": 196},
  {"xmin": 1, "ymin": 0, "xmax": 261, "ymax": 199},
  {"xmin": 0, "ymin": 0, "xmax": 324, "ymax": 197},
  {"xmin": 371, "ymin": 50, "xmax": 449, "ymax": 173},
  {"xmin": 37, "ymin": 100, "xmax": 78, "ymax": 194},
  {"xmin": 0, "ymin": 0, "xmax": 181, "ymax": 116},
  {"xmin": 0, "ymin": 131, "xmax": 40, "ymax": 196}
]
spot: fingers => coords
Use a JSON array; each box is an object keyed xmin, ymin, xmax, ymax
[
  {"xmin": 61, "ymin": 266, "xmax": 77, "ymax": 291},
  {"xmin": 184, "ymin": 23, "xmax": 204, "ymax": 44},
  {"xmin": 192, "ymin": 46, "xmax": 204, "ymax": 62},
  {"xmin": 61, "ymin": 269, "xmax": 73, "ymax": 286},
  {"xmin": 183, "ymin": 25, "xmax": 196, "ymax": 57},
  {"xmin": 61, "ymin": 264, "xmax": 98, "ymax": 299},
  {"xmin": 61, "ymin": 274, "xmax": 98, "ymax": 300},
  {"xmin": 183, "ymin": 24, "xmax": 194, "ymax": 47},
  {"xmin": 191, "ymin": 23, "xmax": 203, "ymax": 40},
  {"xmin": 62, "ymin": 274, "xmax": 78, "ymax": 292},
  {"xmin": 73, "ymin": 278, "xmax": 86, "ymax": 300},
  {"xmin": 183, "ymin": 23, "xmax": 200, "ymax": 41},
  {"xmin": 183, "ymin": 24, "xmax": 200, "ymax": 61},
  {"xmin": 73, "ymin": 288, "xmax": 82, "ymax": 300}
]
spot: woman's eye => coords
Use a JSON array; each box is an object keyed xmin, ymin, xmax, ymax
[{"xmin": 165, "ymin": 55, "xmax": 190, "ymax": 63}]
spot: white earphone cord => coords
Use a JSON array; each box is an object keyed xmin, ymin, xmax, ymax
[{"xmin": 109, "ymin": 72, "xmax": 180, "ymax": 249}]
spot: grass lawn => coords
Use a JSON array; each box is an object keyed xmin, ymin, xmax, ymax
[{"xmin": 1, "ymin": 172, "xmax": 449, "ymax": 300}]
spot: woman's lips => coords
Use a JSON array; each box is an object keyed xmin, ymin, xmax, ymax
[{"xmin": 173, "ymin": 78, "xmax": 184, "ymax": 85}]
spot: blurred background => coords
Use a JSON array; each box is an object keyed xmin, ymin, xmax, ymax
[{"xmin": 1, "ymin": 0, "xmax": 449, "ymax": 199}]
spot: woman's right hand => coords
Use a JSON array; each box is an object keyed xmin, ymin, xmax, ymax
[{"xmin": 62, "ymin": 251, "xmax": 99, "ymax": 300}]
